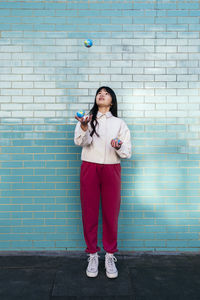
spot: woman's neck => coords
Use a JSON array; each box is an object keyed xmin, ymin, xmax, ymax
[{"xmin": 98, "ymin": 107, "xmax": 110, "ymax": 114}]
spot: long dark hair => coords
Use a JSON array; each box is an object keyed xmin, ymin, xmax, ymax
[{"xmin": 89, "ymin": 86, "xmax": 118, "ymax": 138}]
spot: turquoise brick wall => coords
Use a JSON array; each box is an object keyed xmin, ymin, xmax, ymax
[{"xmin": 0, "ymin": 0, "xmax": 200, "ymax": 252}]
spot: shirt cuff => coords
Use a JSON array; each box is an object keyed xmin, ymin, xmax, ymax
[
  {"xmin": 79, "ymin": 125, "xmax": 89, "ymax": 136},
  {"xmin": 115, "ymin": 143, "xmax": 125, "ymax": 155}
]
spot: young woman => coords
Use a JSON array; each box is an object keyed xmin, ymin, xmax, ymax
[{"xmin": 74, "ymin": 86, "xmax": 132, "ymax": 279}]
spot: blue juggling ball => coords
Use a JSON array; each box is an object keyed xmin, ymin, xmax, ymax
[
  {"xmin": 84, "ymin": 39, "xmax": 93, "ymax": 48},
  {"xmin": 76, "ymin": 111, "xmax": 85, "ymax": 118},
  {"xmin": 114, "ymin": 138, "xmax": 121, "ymax": 144}
]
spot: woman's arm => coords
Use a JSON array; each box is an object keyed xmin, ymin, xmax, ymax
[
  {"xmin": 74, "ymin": 115, "xmax": 93, "ymax": 147},
  {"xmin": 114, "ymin": 120, "xmax": 132, "ymax": 159}
]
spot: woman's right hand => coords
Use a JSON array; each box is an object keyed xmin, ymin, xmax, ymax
[{"xmin": 75, "ymin": 114, "xmax": 93, "ymax": 131}]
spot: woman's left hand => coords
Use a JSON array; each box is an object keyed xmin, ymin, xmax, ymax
[{"xmin": 111, "ymin": 138, "xmax": 123, "ymax": 150}]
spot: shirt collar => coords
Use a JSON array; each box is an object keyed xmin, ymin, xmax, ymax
[{"xmin": 97, "ymin": 111, "xmax": 113, "ymax": 119}]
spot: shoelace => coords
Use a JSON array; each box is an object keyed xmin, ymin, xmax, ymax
[
  {"xmin": 106, "ymin": 254, "xmax": 117, "ymax": 270},
  {"xmin": 87, "ymin": 254, "xmax": 99, "ymax": 270}
]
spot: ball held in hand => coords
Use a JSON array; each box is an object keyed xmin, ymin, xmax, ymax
[
  {"xmin": 76, "ymin": 111, "xmax": 85, "ymax": 118},
  {"xmin": 114, "ymin": 138, "xmax": 121, "ymax": 144}
]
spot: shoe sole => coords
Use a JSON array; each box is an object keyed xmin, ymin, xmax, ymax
[
  {"xmin": 86, "ymin": 270, "xmax": 98, "ymax": 277},
  {"xmin": 106, "ymin": 271, "xmax": 118, "ymax": 279}
]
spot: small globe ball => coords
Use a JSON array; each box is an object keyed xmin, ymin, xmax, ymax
[
  {"xmin": 115, "ymin": 138, "xmax": 121, "ymax": 143},
  {"xmin": 77, "ymin": 111, "xmax": 85, "ymax": 118},
  {"xmin": 84, "ymin": 39, "xmax": 93, "ymax": 48}
]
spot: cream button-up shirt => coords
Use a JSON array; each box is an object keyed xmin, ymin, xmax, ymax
[{"xmin": 74, "ymin": 111, "xmax": 132, "ymax": 164}]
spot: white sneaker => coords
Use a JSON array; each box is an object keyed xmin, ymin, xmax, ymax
[
  {"xmin": 105, "ymin": 253, "xmax": 118, "ymax": 278},
  {"xmin": 86, "ymin": 252, "xmax": 100, "ymax": 277}
]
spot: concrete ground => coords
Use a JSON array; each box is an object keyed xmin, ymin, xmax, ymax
[{"xmin": 0, "ymin": 251, "xmax": 199, "ymax": 300}]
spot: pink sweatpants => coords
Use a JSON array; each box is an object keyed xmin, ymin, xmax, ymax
[{"xmin": 80, "ymin": 160, "xmax": 121, "ymax": 254}]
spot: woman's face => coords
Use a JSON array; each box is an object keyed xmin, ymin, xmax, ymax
[{"xmin": 96, "ymin": 88, "xmax": 112, "ymax": 108}]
